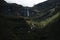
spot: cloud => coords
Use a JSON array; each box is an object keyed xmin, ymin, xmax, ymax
[{"xmin": 5, "ymin": 0, "xmax": 47, "ymax": 7}]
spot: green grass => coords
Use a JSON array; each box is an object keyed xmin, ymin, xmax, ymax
[
  {"xmin": 26, "ymin": 12, "xmax": 60, "ymax": 29},
  {"xmin": 39, "ymin": 12, "xmax": 60, "ymax": 28}
]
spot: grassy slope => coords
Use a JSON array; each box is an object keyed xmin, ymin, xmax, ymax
[
  {"xmin": 26, "ymin": 10, "xmax": 60, "ymax": 29},
  {"xmin": 39, "ymin": 12, "xmax": 60, "ymax": 28}
]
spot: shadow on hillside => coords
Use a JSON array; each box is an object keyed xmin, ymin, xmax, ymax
[{"xmin": 0, "ymin": 14, "xmax": 60, "ymax": 40}]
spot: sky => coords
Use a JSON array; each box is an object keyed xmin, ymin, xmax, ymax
[{"xmin": 5, "ymin": 0, "xmax": 47, "ymax": 7}]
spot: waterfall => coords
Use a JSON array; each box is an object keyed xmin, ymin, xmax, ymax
[
  {"xmin": 27, "ymin": 8, "xmax": 29, "ymax": 16},
  {"xmin": 24, "ymin": 7, "xmax": 30, "ymax": 16}
]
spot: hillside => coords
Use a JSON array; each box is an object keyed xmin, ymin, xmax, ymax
[
  {"xmin": 26, "ymin": 0, "xmax": 60, "ymax": 29},
  {"xmin": 0, "ymin": 14, "xmax": 31, "ymax": 40},
  {"xmin": 0, "ymin": 0, "xmax": 60, "ymax": 40}
]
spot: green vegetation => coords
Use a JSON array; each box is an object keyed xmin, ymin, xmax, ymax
[
  {"xmin": 0, "ymin": 0, "xmax": 60, "ymax": 40},
  {"xmin": 0, "ymin": 15, "xmax": 30, "ymax": 40},
  {"xmin": 38, "ymin": 12, "xmax": 60, "ymax": 28},
  {"xmin": 26, "ymin": 8, "xmax": 60, "ymax": 29}
]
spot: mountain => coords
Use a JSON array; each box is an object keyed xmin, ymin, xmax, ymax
[
  {"xmin": 28, "ymin": 0, "xmax": 60, "ymax": 21},
  {"xmin": 0, "ymin": 0, "xmax": 24, "ymax": 16},
  {"xmin": 0, "ymin": 0, "xmax": 60, "ymax": 40},
  {"xmin": 0, "ymin": 0, "xmax": 7, "ymax": 6},
  {"xmin": 0, "ymin": 0, "xmax": 59, "ymax": 28}
]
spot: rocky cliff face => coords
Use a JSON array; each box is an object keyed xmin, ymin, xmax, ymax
[{"xmin": 0, "ymin": 0, "xmax": 24, "ymax": 16}]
